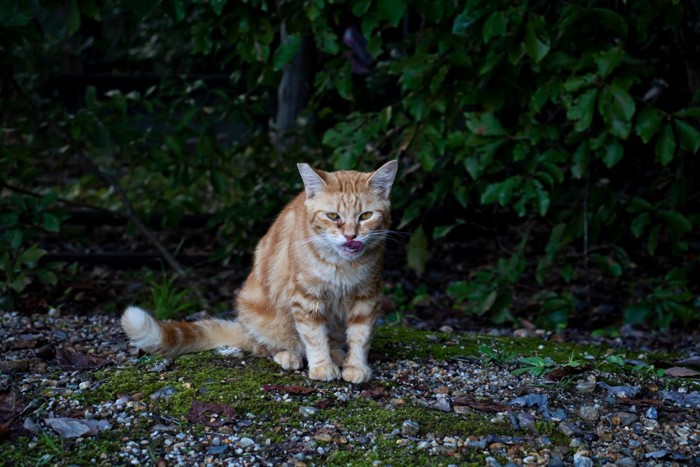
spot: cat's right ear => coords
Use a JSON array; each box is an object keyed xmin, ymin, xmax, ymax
[{"xmin": 298, "ymin": 163, "xmax": 327, "ymax": 198}]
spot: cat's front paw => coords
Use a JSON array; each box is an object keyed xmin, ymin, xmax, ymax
[
  {"xmin": 308, "ymin": 362, "xmax": 341, "ymax": 381},
  {"xmin": 273, "ymin": 350, "xmax": 303, "ymax": 370},
  {"xmin": 342, "ymin": 364, "xmax": 372, "ymax": 383}
]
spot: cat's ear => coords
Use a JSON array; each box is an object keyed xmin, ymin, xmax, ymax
[
  {"xmin": 368, "ymin": 160, "xmax": 398, "ymax": 199},
  {"xmin": 297, "ymin": 163, "xmax": 327, "ymax": 198}
]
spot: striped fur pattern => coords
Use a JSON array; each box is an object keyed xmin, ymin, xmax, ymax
[{"xmin": 121, "ymin": 161, "xmax": 398, "ymax": 383}]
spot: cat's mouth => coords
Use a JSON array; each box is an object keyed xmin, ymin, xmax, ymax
[{"xmin": 341, "ymin": 240, "xmax": 364, "ymax": 256}]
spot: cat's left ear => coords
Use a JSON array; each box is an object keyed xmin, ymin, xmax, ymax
[
  {"xmin": 298, "ymin": 163, "xmax": 327, "ymax": 198},
  {"xmin": 368, "ymin": 160, "xmax": 398, "ymax": 199}
]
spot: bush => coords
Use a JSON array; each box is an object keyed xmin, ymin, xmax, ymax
[{"xmin": 1, "ymin": 0, "xmax": 698, "ymax": 327}]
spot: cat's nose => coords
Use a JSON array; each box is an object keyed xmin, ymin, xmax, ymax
[{"xmin": 344, "ymin": 234, "xmax": 356, "ymax": 241}]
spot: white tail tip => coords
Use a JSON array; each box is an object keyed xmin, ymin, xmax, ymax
[{"xmin": 121, "ymin": 306, "xmax": 163, "ymax": 350}]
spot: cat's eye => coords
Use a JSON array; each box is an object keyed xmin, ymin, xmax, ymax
[
  {"xmin": 359, "ymin": 211, "xmax": 373, "ymax": 221},
  {"xmin": 326, "ymin": 212, "xmax": 340, "ymax": 221}
]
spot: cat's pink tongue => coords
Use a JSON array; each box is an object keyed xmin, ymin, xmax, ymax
[{"xmin": 344, "ymin": 240, "xmax": 363, "ymax": 252}]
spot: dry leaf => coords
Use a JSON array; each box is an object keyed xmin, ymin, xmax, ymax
[
  {"xmin": 187, "ymin": 401, "xmax": 236, "ymax": 427},
  {"xmin": 56, "ymin": 348, "xmax": 108, "ymax": 370}
]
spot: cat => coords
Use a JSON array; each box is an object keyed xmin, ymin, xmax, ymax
[{"xmin": 121, "ymin": 160, "xmax": 398, "ymax": 383}]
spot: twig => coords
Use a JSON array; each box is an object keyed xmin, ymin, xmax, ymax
[{"xmin": 2, "ymin": 71, "xmax": 209, "ymax": 308}]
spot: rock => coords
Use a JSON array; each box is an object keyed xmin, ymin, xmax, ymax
[
  {"xmin": 150, "ymin": 386, "xmax": 177, "ymax": 400},
  {"xmin": 239, "ymin": 437, "xmax": 255, "ymax": 448},
  {"xmin": 208, "ymin": 445, "xmax": 228, "ymax": 455},
  {"xmin": 548, "ymin": 457, "xmax": 565, "ymax": 467},
  {"xmin": 23, "ymin": 418, "xmax": 41, "ymax": 434},
  {"xmin": 614, "ymin": 458, "xmax": 636, "ymax": 466},
  {"xmin": 573, "ymin": 453, "xmax": 593, "ymax": 467},
  {"xmin": 645, "ymin": 407, "xmax": 658, "ymax": 420},
  {"xmin": 431, "ymin": 398, "xmax": 452, "ymax": 412},
  {"xmin": 299, "ymin": 406, "xmax": 318, "ymax": 417},
  {"xmin": 357, "ymin": 436, "xmax": 371, "ymax": 444},
  {"xmin": 576, "ymin": 381, "xmax": 596, "ymax": 393},
  {"xmin": 401, "ymin": 419, "xmax": 420, "ymax": 436},
  {"xmin": 466, "ymin": 438, "xmax": 487, "ymax": 449},
  {"xmin": 598, "ymin": 383, "xmax": 639, "ymax": 398},
  {"xmin": 516, "ymin": 412, "xmax": 535, "ymax": 430},
  {"xmin": 579, "ymin": 405, "xmax": 599, "ymax": 421},
  {"xmin": 538, "ymin": 436, "xmax": 552, "ymax": 446},
  {"xmin": 610, "ymin": 412, "xmax": 638, "ymax": 427},
  {"xmin": 559, "ymin": 422, "xmax": 582, "ymax": 437},
  {"xmin": 454, "ymin": 405, "xmax": 470, "ymax": 414},
  {"xmin": 439, "ymin": 325, "xmax": 454, "ymax": 333},
  {"xmin": 45, "ymin": 418, "xmax": 111, "ymax": 438},
  {"xmin": 314, "ymin": 433, "xmax": 332, "ymax": 443}
]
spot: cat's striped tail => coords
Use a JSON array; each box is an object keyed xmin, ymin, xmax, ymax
[{"xmin": 121, "ymin": 306, "xmax": 254, "ymax": 358}]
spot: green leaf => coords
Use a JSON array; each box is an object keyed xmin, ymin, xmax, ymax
[
  {"xmin": 416, "ymin": 144, "xmax": 436, "ymax": 172},
  {"xmin": 647, "ymin": 224, "xmax": 661, "ymax": 255},
  {"xmin": 603, "ymin": 139, "xmax": 624, "ymax": 168},
  {"xmin": 210, "ymin": 170, "xmax": 226, "ymax": 195},
  {"xmin": 533, "ymin": 179, "xmax": 550, "ymax": 216},
  {"xmin": 465, "ymin": 112, "xmax": 506, "ymax": 136},
  {"xmin": 273, "ymin": 34, "xmax": 301, "ymax": 71},
  {"xmin": 567, "ymin": 89, "xmax": 597, "ymax": 132},
  {"xmin": 482, "ymin": 11, "xmax": 507, "ymax": 43},
  {"xmin": 377, "ymin": 0, "xmax": 404, "ymax": 27},
  {"xmin": 524, "ymin": 15, "xmax": 550, "ymax": 64},
  {"xmin": 11, "ymin": 274, "xmax": 29, "ymax": 293},
  {"xmin": 631, "ymin": 213, "xmax": 650, "ymax": 238},
  {"xmin": 10, "ymin": 229, "xmax": 23, "ymax": 250},
  {"xmin": 352, "ymin": 0, "xmax": 371, "ymax": 16},
  {"xmin": 660, "ymin": 210, "xmax": 692, "ymax": 235},
  {"xmin": 37, "ymin": 270, "xmax": 58, "ymax": 286},
  {"xmin": 674, "ymin": 120, "xmax": 700, "ymax": 153},
  {"xmin": 210, "ymin": 0, "xmax": 228, "ymax": 16},
  {"xmin": 627, "ymin": 196, "xmax": 652, "ymax": 213},
  {"xmin": 164, "ymin": 0, "xmax": 185, "ymax": 23},
  {"xmin": 571, "ymin": 143, "xmax": 588, "ymax": 179},
  {"xmin": 635, "ymin": 107, "xmax": 664, "ymax": 143},
  {"xmin": 655, "ymin": 123, "xmax": 676, "ymax": 166},
  {"xmin": 407, "ymin": 227, "xmax": 428, "ymax": 277},
  {"xmin": 18, "ymin": 245, "xmax": 46, "ymax": 268},
  {"xmin": 601, "ymin": 84, "xmax": 636, "ymax": 139},
  {"xmin": 595, "ymin": 47, "xmax": 624, "ymax": 77},
  {"xmin": 433, "ymin": 220, "xmax": 464, "ymax": 239},
  {"xmin": 42, "ymin": 213, "xmax": 61, "ymax": 233},
  {"xmin": 66, "ymin": 0, "xmax": 81, "ymax": 36},
  {"xmin": 453, "ymin": 8, "xmax": 486, "ymax": 35}
]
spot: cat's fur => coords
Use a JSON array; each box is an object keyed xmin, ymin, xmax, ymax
[{"xmin": 121, "ymin": 160, "xmax": 397, "ymax": 383}]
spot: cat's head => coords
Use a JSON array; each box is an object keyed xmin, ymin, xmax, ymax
[{"xmin": 297, "ymin": 161, "xmax": 398, "ymax": 261}]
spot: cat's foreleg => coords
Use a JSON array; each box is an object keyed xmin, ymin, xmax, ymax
[
  {"xmin": 342, "ymin": 298, "xmax": 379, "ymax": 383},
  {"xmin": 292, "ymin": 300, "xmax": 341, "ymax": 381}
]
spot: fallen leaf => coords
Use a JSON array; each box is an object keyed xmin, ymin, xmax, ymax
[
  {"xmin": 187, "ymin": 401, "xmax": 236, "ymax": 427},
  {"xmin": 359, "ymin": 385, "xmax": 387, "ymax": 400},
  {"xmin": 0, "ymin": 359, "xmax": 31, "ymax": 373},
  {"xmin": 6, "ymin": 335, "xmax": 43, "ymax": 350},
  {"xmin": 262, "ymin": 384, "xmax": 316, "ymax": 395},
  {"xmin": 56, "ymin": 348, "xmax": 108, "ymax": 370},
  {"xmin": 546, "ymin": 365, "xmax": 591, "ymax": 381},
  {"xmin": 452, "ymin": 397, "xmax": 512, "ymax": 413},
  {"xmin": 664, "ymin": 366, "xmax": 700, "ymax": 378}
]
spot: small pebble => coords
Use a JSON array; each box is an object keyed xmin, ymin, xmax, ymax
[{"xmin": 401, "ymin": 419, "xmax": 420, "ymax": 436}]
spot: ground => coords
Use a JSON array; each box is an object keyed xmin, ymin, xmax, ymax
[{"xmin": 0, "ymin": 310, "xmax": 699, "ymax": 466}]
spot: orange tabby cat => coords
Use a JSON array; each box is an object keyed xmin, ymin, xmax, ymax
[{"xmin": 121, "ymin": 160, "xmax": 397, "ymax": 383}]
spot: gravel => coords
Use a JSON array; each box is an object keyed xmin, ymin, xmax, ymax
[{"xmin": 1, "ymin": 309, "xmax": 699, "ymax": 465}]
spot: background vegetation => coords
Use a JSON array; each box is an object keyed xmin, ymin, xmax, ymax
[{"xmin": 1, "ymin": 0, "xmax": 698, "ymax": 329}]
